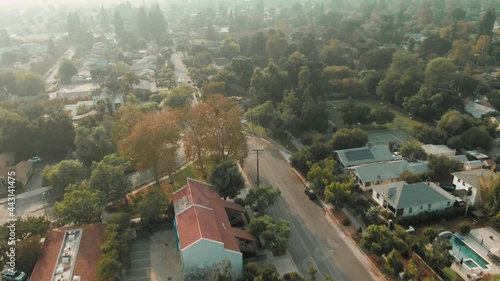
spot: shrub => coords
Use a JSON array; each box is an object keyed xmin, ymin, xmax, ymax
[
  {"xmin": 342, "ymin": 218, "xmax": 351, "ymax": 226},
  {"xmin": 458, "ymin": 222, "xmax": 471, "ymax": 235},
  {"xmin": 234, "ymin": 197, "xmax": 246, "ymax": 207}
]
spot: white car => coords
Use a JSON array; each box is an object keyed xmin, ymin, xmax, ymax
[
  {"xmin": 177, "ymin": 78, "xmax": 182, "ymax": 83},
  {"xmin": 28, "ymin": 156, "xmax": 43, "ymax": 163}
]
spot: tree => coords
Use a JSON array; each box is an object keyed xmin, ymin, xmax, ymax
[
  {"xmin": 99, "ymin": 6, "xmax": 110, "ymax": 30},
  {"xmin": 324, "ymin": 179, "xmax": 355, "ymax": 206},
  {"xmin": 307, "ymin": 265, "xmax": 317, "ymax": 281},
  {"xmin": 230, "ymin": 56, "xmax": 255, "ymax": 89},
  {"xmin": 201, "ymin": 81, "xmax": 226, "ymax": 98},
  {"xmin": 437, "ymin": 110, "xmax": 473, "ymax": 136},
  {"xmin": 219, "ymin": 37, "xmax": 241, "ymax": 58},
  {"xmin": 120, "ymin": 109, "xmax": 180, "ymax": 185},
  {"xmin": 58, "ymin": 59, "xmax": 78, "ymax": 84},
  {"xmin": 74, "ymin": 125, "xmax": 116, "ymax": 166},
  {"xmin": 165, "ymin": 90, "xmax": 191, "ymax": 108},
  {"xmin": 266, "ymin": 30, "xmax": 287, "ymax": 61},
  {"xmin": 137, "ymin": 6, "xmax": 149, "ymax": 38},
  {"xmin": 370, "ymin": 107, "xmax": 395, "ymax": 125},
  {"xmin": 120, "ymin": 72, "xmax": 139, "ymax": 95},
  {"xmin": 97, "ymin": 252, "xmax": 123, "ymax": 281},
  {"xmin": 15, "ymin": 72, "xmax": 44, "ymax": 97},
  {"xmin": 387, "ymin": 249, "xmax": 403, "ymax": 276},
  {"xmin": 461, "ymin": 127, "xmax": 493, "ymax": 150},
  {"xmin": 358, "ymin": 48, "xmax": 394, "ymax": 70},
  {"xmin": 210, "ymin": 160, "xmax": 245, "ymax": 200},
  {"xmin": 451, "ymin": 8, "xmax": 466, "ymax": 21},
  {"xmin": 330, "ymin": 128, "xmax": 368, "ymax": 150},
  {"xmin": 246, "ymin": 101, "xmax": 275, "ymax": 128},
  {"xmin": 0, "ymin": 109, "xmax": 35, "ymax": 157},
  {"xmin": 148, "ymin": 3, "xmax": 168, "ymax": 37},
  {"xmin": 249, "ymin": 62, "xmax": 288, "ymax": 106},
  {"xmin": 307, "ymin": 158, "xmax": 336, "ymax": 192},
  {"xmin": 478, "ymin": 8, "xmax": 496, "ymax": 36},
  {"xmin": 249, "ymin": 215, "xmax": 290, "ymax": 255},
  {"xmin": 424, "ymin": 57, "xmax": 458, "ymax": 91},
  {"xmin": 246, "ymin": 186, "xmax": 281, "ymax": 215},
  {"xmin": 420, "ymin": 34, "xmax": 452, "ymax": 58},
  {"xmin": 41, "ymin": 160, "xmax": 87, "ymax": 192},
  {"xmin": 90, "ymin": 153, "xmax": 131, "ymax": 204},
  {"xmin": 458, "ymin": 222, "xmax": 471, "ymax": 235},
  {"xmin": 399, "ymin": 139, "xmax": 427, "ymax": 162},
  {"xmin": 400, "ymin": 171, "xmax": 422, "ymax": 184},
  {"xmin": 0, "ymin": 71, "xmax": 16, "ymax": 94},
  {"xmin": 427, "ymin": 155, "xmax": 461, "ymax": 176},
  {"xmin": 339, "ymin": 100, "xmax": 372, "ymax": 125},
  {"xmin": 16, "ymin": 235, "xmax": 42, "ymax": 274},
  {"xmin": 113, "ymin": 10, "xmax": 125, "ymax": 37},
  {"xmin": 360, "ymin": 225, "xmax": 401, "ymax": 255},
  {"xmin": 137, "ymin": 187, "xmax": 169, "ymax": 230},
  {"xmin": 54, "ymin": 182, "xmax": 103, "ymax": 224}
]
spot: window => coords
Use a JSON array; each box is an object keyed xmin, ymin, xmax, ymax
[
  {"xmin": 408, "ymin": 207, "xmax": 413, "ymax": 214},
  {"xmin": 428, "ymin": 204, "xmax": 432, "ymax": 210},
  {"xmin": 420, "ymin": 205, "xmax": 423, "ymax": 210},
  {"xmin": 376, "ymin": 193, "xmax": 380, "ymax": 199},
  {"xmin": 457, "ymin": 179, "xmax": 461, "ymax": 183},
  {"xmin": 447, "ymin": 201, "xmax": 451, "ymax": 206}
]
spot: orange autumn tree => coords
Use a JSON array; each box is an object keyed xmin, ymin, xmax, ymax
[
  {"xmin": 179, "ymin": 94, "xmax": 247, "ymax": 170},
  {"xmin": 119, "ymin": 108, "xmax": 180, "ymax": 186}
]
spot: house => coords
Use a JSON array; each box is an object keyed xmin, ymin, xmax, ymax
[
  {"xmin": 0, "ymin": 153, "xmax": 33, "ymax": 191},
  {"xmin": 133, "ymin": 79, "xmax": 158, "ymax": 96},
  {"xmin": 30, "ymin": 223, "xmax": 105, "ymax": 281},
  {"xmin": 91, "ymin": 87, "xmax": 124, "ymax": 113},
  {"xmin": 63, "ymin": 101, "xmax": 94, "ymax": 117},
  {"xmin": 422, "ymin": 144, "xmax": 456, "ymax": 157},
  {"xmin": 349, "ymin": 160, "xmax": 428, "ymax": 191},
  {"xmin": 372, "ymin": 181, "xmax": 456, "ymax": 217},
  {"xmin": 52, "ymin": 83, "xmax": 100, "ymax": 100},
  {"xmin": 466, "ymin": 150, "xmax": 490, "ymax": 160},
  {"xmin": 464, "ymin": 101, "xmax": 497, "ymax": 119},
  {"xmin": 462, "ymin": 160, "xmax": 484, "ymax": 171},
  {"xmin": 173, "ymin": 178, "xmax": 257, "ymax": 279},
  {"xmin": 335, "ymin": 145, "xmax": 395, "ymax": 169},
  {"xmin": 451, "ymin": 169, "xmax": 496, "ymax": 206},
  {"xmin": 448, "ymin": 155, "xmax": 469, "ymax": 164}
]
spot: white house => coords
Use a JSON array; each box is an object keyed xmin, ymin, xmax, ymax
[
  {"xmin": 335, "ymin": 145, "xmax": 395, "ymax": 169},
  {"xmin": 349, "ymin": 160, "xmax": 428, "ymax": 191},
  {"xmin": 372, "ymin": 181, "xmax": 456, "ymax": 217},
  {"xmin": 173, "ymin": 178, "xmax": 257, "ymax": 279},
  {"xmin": 451, "ymin": 169, "xmax": 496, "ymax": 206}
]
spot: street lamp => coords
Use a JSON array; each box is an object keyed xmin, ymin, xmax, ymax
[{"xmin": 42, "ymin": 192, "xmax": 48, "ymax": 221}]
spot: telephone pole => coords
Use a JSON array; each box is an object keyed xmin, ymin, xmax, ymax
[{"xmin": 252, "ymin": 149, "xmax": 264, "ymax": 187}]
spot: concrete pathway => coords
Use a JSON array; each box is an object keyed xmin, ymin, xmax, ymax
[{"xmin": 342, "ymin": 207, "xmax": 368, "ymax": 232}]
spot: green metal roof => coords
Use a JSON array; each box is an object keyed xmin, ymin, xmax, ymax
[{"xmin": 374, "ymin": 182, "xmax": 455, "ymax": 209}]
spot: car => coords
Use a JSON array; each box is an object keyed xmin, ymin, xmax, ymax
[
  {"xmin": 177, "ymin": 78, "xmax": 182, "ymax": 83},
  {"xmin": 304, "ymin": 188, "xmax": 317, "ymax": 200},
  {"xmin": 28, "ymin": 156, "xmax": 43, "ymax": 163},
  {"xmin": 1, "ymin": 269, "xmax": 28, "ymax": 281}
]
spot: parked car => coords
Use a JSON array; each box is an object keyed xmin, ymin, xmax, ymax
[
  {"xmin": 304, "ymin": 188, "xmax": 317, "ymax": 200},
  {"xmin": 2, "ymin": 269, "xmax": 28, "ymax": 281},
  {"xmin": 28, "ymin": 156, "xmax": 43, "ymax": 163}
]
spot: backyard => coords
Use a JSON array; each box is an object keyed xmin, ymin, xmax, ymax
[{"xmin": 326, "ymin": 96, "xmax": 424, "ymax": 134}]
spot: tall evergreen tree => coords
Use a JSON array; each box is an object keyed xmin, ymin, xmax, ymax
[
  {"xmin": 478, "ymin": 8, "xmax": 496, "ymax": 36},
  {"xmin": 148, "ymin": 3, "xmax": 167, "ymax": 36},
  {"xmin": 99, "ymin": 6, "xmax": 110, "ymax": 30},
  {"xmin": 137, "ymin": 6, "xmax": 150, "ymax": 38},
  {"xmin": 113, "ymin": 10, "xmax": 125, "ymax": 38}
]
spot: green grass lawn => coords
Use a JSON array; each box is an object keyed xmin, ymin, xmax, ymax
[{"xmin": 325, "ymin": 96, "xmax": 424, "ymax": 134}]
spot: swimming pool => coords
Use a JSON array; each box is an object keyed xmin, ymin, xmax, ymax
[{"xmin": 450, "ymin": 235, "xmax": 490, "ymax": 270}]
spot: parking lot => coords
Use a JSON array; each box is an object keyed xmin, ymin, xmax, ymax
[
  {"xmin": 124, "ymin": 223, "xmax": 183, "ymax": 281},
  {"xmin": 367, "ymin": 129, "xmax": 412, "ymax": 146}
]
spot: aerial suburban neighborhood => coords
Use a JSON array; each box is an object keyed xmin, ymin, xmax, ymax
[{"xmin": 1, "ymin": 0, "xmax": 500, "ymax": 281}]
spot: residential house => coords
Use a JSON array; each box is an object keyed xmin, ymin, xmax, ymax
[
  {"xmin": 63, "ymin": 101, "xmax": 94, "ymax": 117},
  {"xmin": 52, "ymin": 83, "xmax": 100, "ymax": 100},
  {"xmin": 448, "ymin": 155, "xmax": 469, "ymax": 164},
  {"xmin": 335, "ymin": 145, "xmax": 395, "ymax": 169},
  {"xmin": 173, "ymin": 178, "xmax": 257, "ymax": 279},
  {"xmin": 372, "ymin": 181, "xmax": 456, "ymax": 217},
  {"xmin": 464, "ymin": 101, "xmax": 497, "ymax": 119},
  {"xmin": 0, "ymin": 153, "xmax": 33, "ymax": 191},
  {"xmin": 92, "ymin": 87, "xmax": 124, "ymax": 113},
  {"xmin": 30, "ymin": 223, "xmax": 105, "ymax": 281},
  {"xmin": 466, "ymin": 150, "xmax": 490, "ymax": 160},
  {"xmin": 422, "ymin": 144, "xmax": 456, "ymax": 157},
  {"xmin": 462, "ymin": 160, "xmax": 484, "ymax": 171},
  {"xmin": 451, "ymin": 169, "xmax": 496, "ymax": 206},
  {"xmin": 349, "ymin": 160, "xmax": 428, "ymax": 191},
  {"xmin": 133, "ymin": 79, "xmax": 158, "ymax": 97}
]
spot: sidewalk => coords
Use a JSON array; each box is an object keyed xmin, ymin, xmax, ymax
[
  {"xmin": 0, "ymin": 186, "xmax": 52, "ymax": 204},
  {"xmin": 342, "ymin": 207, "xmax": 368, "ymax": 232}
]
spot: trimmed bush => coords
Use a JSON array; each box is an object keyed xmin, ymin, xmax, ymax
[
  {"xmin": 458, "ymin": 222, "xmax": 471, "ymax": 235},
  {"xmin": 342, "ymin": 218, "xmax": 351, "ymax": 226}
]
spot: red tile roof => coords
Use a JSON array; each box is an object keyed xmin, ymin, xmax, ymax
[
  {"xmin": 174, "ymin": 178, "xmax": 255, "ymax": 253},
  {"xmin": 30, "ymin": 223, "xmax": 105, "ymax": 281}
]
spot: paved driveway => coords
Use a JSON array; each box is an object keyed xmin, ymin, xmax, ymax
[{"xmin": 126, "ymin": 237, "xmax": 151, "ymax": 281}]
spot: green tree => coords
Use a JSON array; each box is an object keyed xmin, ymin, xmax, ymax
[
  {"xmin": 137, "ymin": 187, "xmax": 169, "ymax": 229},
  {"xmin": 387, "ymin": 249, "xmax": 403, "ymax": 276},
  {"xmin": 427, "ymin": 155, "xmax": 461, "ymax": 176},
  {"xmin": 165, "ymin": 90, "xmax": 191, "ymax": 109},
  {"xmin": 90, "ymin": 153, "xmax": 131, "ymax": 204},
  {"xmin": 219, "ymin": 37, "xmax": 241, "ymax": 58},
  {"xmin": 399, "ymin": 139, "xmax": 427, "ymax": 162},
  {"xmin": 0, "ymin": 71, "xmax": 16, "ymax": 94},
  {"xmin": 437, "ymin": 110, "xmax": 474, "ymax": 136},
  {"xmin": 424, "ymin": 57, "xmax": 458, "ymax": 91},
  {"xmin": 249, "ymin": 215, "xmax": 290, "ymax": 255},
  {"xmin": 41, "ymin": 160, "xmax": 87, "ymax": 192},
  {"xmin": 458, "ymin": 222, "xmax": 471, "ymax": 234},
  {"xmin": 245, "ymin": 186, "xmax": 281, "ymax": 215},
  {"xmin": 210, "ymin": 160, "xmax": 245, "ymax": 200},
  {"xmin": 74, "ymin": 125, "xmax": 116, "ymax": 166},
  {"xmin": 370, "ymin": 107, "xmax": 395, "ymax": 125},
  {"xmin": 201, "ymin": 81, "xmax": 226, "ymax": 98},
  {"xmin": 15, "ymin": 71, "xmax": 44, "ymax": 97},
  {"xmin": 230, "ymin": 56, "xmax": 255, "ymax": 89},
  {"xmin": 307, "ymin": 265, "xmax": 318, "ymax": 281},
  {"xmin": 266, "ymin": 30, "xmax": 287, "ymax": 61},
  {"xmin": 58, "ymin": 59, "xmax": 78, "ymax": 84},
  {"xmin": 330, "ymin": 128, "xmax": 368, "ymax": 150},
  {"xmin": 307, "ymin": 158, "xmax": 336, "ymax": 192},
  {"xmin": 478, "ymin": 8, "xmax": 496, "ymax": 36},
  {"xmin": 399, "ymin": 171, "xmax": 422, "ymax": 184},
  {"xmin": 461, "ymin": 126, "xmax": 493, "ymax": 150},
  {"xmin": 54, "ymin": 182, "xmax": 103, "ymax": 224},
  {"xmin": 246, "ymin": 101, "xmax": 275, "ymax": 128},
  {"xmin": 324, "ymin": 179, "xmax": 355, "ymax": 206},
  {"xmin": 16, "ymin": 235, "xmax": 42, "ymax": 274},
  {"xmin": 0, "ymin": 109, "xmax": 35, "ymax": 157},
  {"xmin": 113, "ymin": 10, "xmax": 125, "ymax": 37},
  {"xmin": 136, "ymin": 6, "xmax": 149, "ymax": 38},
  {"xmin": 360, "ymin": 225, "xmax": 401, "ymax": 255},
  {"xmin": 97, "ymin": 252, "xmax": 123, "ymax": 281},
  {"xmin": 249, "ymin": 62, "xmax": 288, "ymax": 106},
  {"xmin": 338, "ymin": 100, "xmax": 371, "ymax": 125}
]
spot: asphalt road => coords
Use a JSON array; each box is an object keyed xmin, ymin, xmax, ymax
[
  {"xmin": 170, "ymin": 51, "xmax": 200, "ymax": 103},
  {"xmin": 44, "ymin": 47, "xmax": 75, "ymax": 91},
  {"xmin": 244, "ymin": 137, "xmax": 381, "ymax": 281}
]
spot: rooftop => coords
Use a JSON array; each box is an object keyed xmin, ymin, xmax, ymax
[
  {"xmin": 422, "ymin": 144, "xmax": 456, "ymax": 156},
  {"xmin": 464, "ymin": 101, "xmax": 497, "ymax": 119},
  {"xmin": 351, "ymin": 160, "xmax": 428, "ymax": 184},
  {"xmin": 466, "ymin": 150, "xmax": 490, "ymax": 160},
  {"xmin": 336, "ymin": 145, "xmax": 395, "ymax": 167},
  {"xmin": 373, "ymin": 181, "xmax": 456, "ymax": 209},
  {"xmin": 173, "ymin": 178, "xmax": 256, "ymax": 253},
  {"xmin": 30, "ymin": 223, "xmax": 105, "ymax": 281},
  {"xmin": 452, "ymin": 169, "xmax": 496, "ymax": 189},
  {"xmin": 448, "ymin": 155, "xmax": 469, "ymax": 163}
]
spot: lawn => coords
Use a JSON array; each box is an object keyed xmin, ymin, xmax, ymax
[{"xmin": 325, "ymin": 96, "xmax": 424, "ymax": 134}]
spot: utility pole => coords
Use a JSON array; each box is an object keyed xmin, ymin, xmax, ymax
[{"xmin": 252, "ymin": 149, "xmax": 264, "ymax": 187}]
